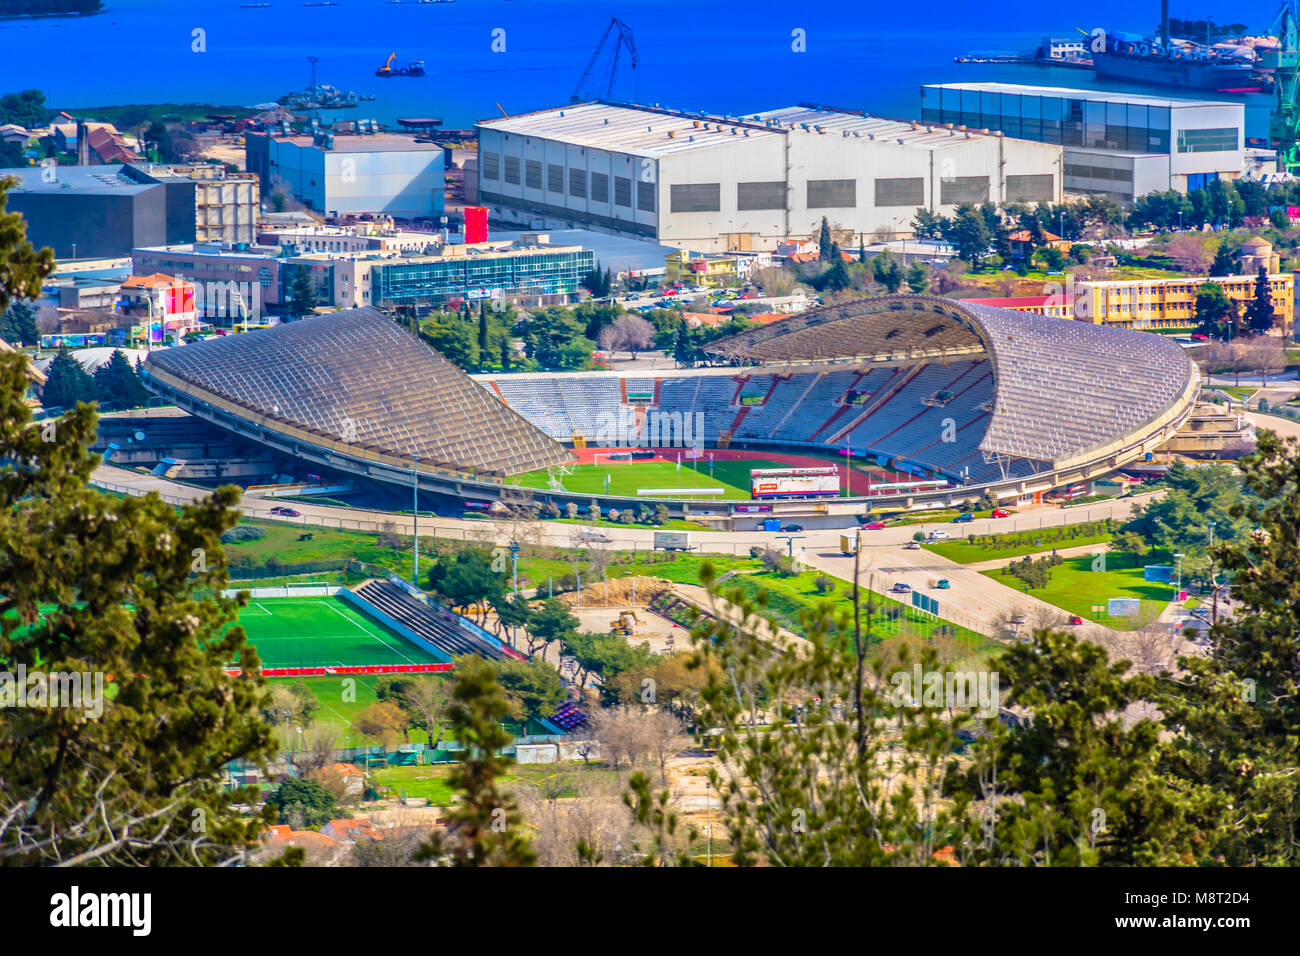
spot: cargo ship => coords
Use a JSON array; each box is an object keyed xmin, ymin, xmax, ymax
[{"xmin": 1092, "ymin": 1, "xmax": 1274, "ymax": 92}]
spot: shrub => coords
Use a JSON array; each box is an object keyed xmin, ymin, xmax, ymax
[
  {"xmin": 813, "ymin": 574, "xmax": 835, "ymax": 595},
  {"xmin": 221, "ymin": 525, "xmax": 267, "ymax": 544}
]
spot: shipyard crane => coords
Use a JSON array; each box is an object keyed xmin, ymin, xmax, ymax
[
  {"xmin": 571, "ymin": 17, "xmax": 638, "ymax": 103},
  {"xmin": 1265, "ymin": 0, "xmax": 1300, "ymax": 172}
]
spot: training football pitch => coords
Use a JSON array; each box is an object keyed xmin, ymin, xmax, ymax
[
  {"xmin": 512, "ymin": 458, "xmax": 801, "ymax": 499},
  {"xmin": 229, "ymin": 596, "xmax": 441, "ymax": 669}
]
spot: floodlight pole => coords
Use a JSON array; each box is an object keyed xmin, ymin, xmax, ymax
[
  {"xmin": 509, "ymin": 540, "xmax": 520, "ymax": 596},
  {"xmin": 412, "ymin": 453, "xmax": 419, "ymax": 587}
]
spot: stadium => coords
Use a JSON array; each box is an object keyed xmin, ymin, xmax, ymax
[{"xmin": 139, "ymin": 294, "xmax": 1200, "ymax": 527}]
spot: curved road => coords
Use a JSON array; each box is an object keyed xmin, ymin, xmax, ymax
[{"xmin": 93, "ymin": 463, "xmax": 1156, "ymax": 634}]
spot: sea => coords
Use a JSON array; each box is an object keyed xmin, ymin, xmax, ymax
[{"xmin": 0, "ymin": 0, "xmax": 1271, "ymax": 138}]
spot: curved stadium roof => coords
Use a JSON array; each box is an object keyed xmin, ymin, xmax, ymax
[
  {"xmin": 143, "ymin": 307, "xmax": 570, "ymax": 477},
  {"xmin": 705, "ymin": 294, "xmax": 1199, "ymax": 469}
]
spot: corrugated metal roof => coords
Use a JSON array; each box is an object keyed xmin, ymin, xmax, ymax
[
  {"xmin": 923, "ymin": 82, "xmax": 1240, "ymax": 110},
  {"xmin": 755, "ymin": 106, "xmax": 1008, "ymax": 150},
  {"xmin": 477, "ymin": 102, "xmax": 784, "ymax": 157}
]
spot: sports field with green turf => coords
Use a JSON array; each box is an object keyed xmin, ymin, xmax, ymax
[
  {"xmin": 512, "ymin": 458, "xmax": 793, "ymax": 499},
  {"xmin": 230, "ymin": 596, "xmax": 442, "ymax": 669}
]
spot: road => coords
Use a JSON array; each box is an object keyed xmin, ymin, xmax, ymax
[{"xmin": 92, "ymin": 463, "xmax": 1155, "ymax": 635}]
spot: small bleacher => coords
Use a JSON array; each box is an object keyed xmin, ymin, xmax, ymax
[{"xmin": 353, "ymin": 580, "xmax": 505, "ymax": 661}]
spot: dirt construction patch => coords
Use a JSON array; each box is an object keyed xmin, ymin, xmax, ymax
[{"xmin": 556, "ymin": 575, "xmax": 673, "ymax": 608}]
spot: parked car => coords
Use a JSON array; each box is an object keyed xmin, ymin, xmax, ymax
[
  {"xmin": 270, "ymin": 506, "xmax": 301, "ymax": 517},
  {"xmin": 903, "ymin": 540, "xmax": 922, "ymax": 550},
  {"xmin": 932, "ymin": 578, "xmax": 951, "ymax": 589},
  {"xmin": 991, "ymin": 508, "xmax": 1011, "ymax": 518},
  {"xmin": 781, "ymin": 523, "xmax": 804, "ymax": 532},
  {"xmin": 863, "ymin": 521, "xmax": 888, "ymax": 530},
  {"xmin": 1068, "ymin": 615, "xmax": 1084, "ymax": 625},
  {"xmin": 928, "ymin": 530, "xmax": 950, "ymax": 540},
  {"xmin": 953, "ymin": 513, "xmax": 974, "ymax": 523},
  {"xmin": 890, "ymin": 582, "xmax": 912, "ymax": 594}
]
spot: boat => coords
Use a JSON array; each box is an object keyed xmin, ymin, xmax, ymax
[
  {"xmin": 1092, "ymin": 4, "xmax": 1274, "ymax": 93},
  {"xmin": 375, "ymin": 52, "xmax": 426, "ymax": 77},
  {"xmin": 240, "ymin": 2, "xmax": 271, "ymax": 7},
  {"xmin": 302, "ymin": 1, "xmax": 338, "ymax": 6}
]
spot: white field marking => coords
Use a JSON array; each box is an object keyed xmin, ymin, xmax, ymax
[{"xmin": 325, "ymin": 600, "xmax": 418, "ymax": 664}]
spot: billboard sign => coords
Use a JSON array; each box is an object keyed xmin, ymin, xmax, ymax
[
  {"xmin": 1107, "ymin": 597, "xmax": 1141, "ymax": 617},
  {"xmin": 750, "ymin": 466, "xmax": 839, "ymax": 499}
]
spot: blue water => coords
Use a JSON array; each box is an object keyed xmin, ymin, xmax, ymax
[{"xmin": 0, "ymin": 0, "xmax": 1269, "ymax": 135}]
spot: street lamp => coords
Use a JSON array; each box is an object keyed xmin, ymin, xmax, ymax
[
  {"xmin": 509, "ymin": 540, "xmax": 520, "ymax": 596},
  {"xmin": 1174, "ymin": 551, "xmax": 1185, "ymax": 595},
  {"xmin": 412, "ymin": 453, "xmax": 420, "ymax": 587}
]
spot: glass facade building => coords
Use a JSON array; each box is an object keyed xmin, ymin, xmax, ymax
[
  {"xmin": 921, "ymin": 85, "xmax": 1178, "ymax": 153},
  {"xmin": 371, "ymin": 249, "xmax": 594, "ymax": 310}
]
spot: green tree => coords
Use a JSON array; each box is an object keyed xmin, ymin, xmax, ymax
[
  {"xmin": 562, "ymin": 630, "xmax": 658, "ymax": 688},
  {"xmin": 0, "ymin": 89, "xmax": 47, "ymax": 129},
  {"xmin": 265, "ymin": 777, "xmax": 336, "ymax": 829},
  {"xmin": 527, "ymin": 597, "xmax": 580, "ymax": 646},
  {"xmin": 951, "ymin": 629, "xmax": 1193, "ymax": 865},
  {"xmin": 40, "ymin": 347, "xmax": 97, "ymax": 409},
  {"xmin": 950, "ymin": 207, "xmax": 992, "ymax": 267},
  {"xmin": 492, "ymin": 656, "xmax": 568, "ymax": 723},
  {"xmin": 0, "ymin": 354, "xmax": 274, "ymax": 864},
  {"xmin": 420, "ymin": 313, "xmax": 480, "ymax": 369},
  {"xmin": 93, "ymin": 348, "xmax": 151, "ymax": 409},
  {"xmin": 426, "ymin": 548, "xmax": 506, "ymax": 624},
  {"xmin": 499, "ymin": 334, "xmax": 512, "ymax": 371},
  {"xmin": 287, "ymin": 264, "xmax": 317, "ymax": 320},
  {"xmin": 415, "ymin": 657, "xmax": 536, "ymax": 866},
  {"xmin": 1209, "ymin": 240, "xmax": 1236, "ymax": 277},
  {"xmin": 0, "ymin": 299, "xmax": 38, "ymax": 346},
  {"xmin": 1110, "ymin": 530, "xmax": 1149, "ymax": 567},
  {"xmin": 911, "ymin": 208, "xmax": 943, "ymax": 240},
  {"xmin": 1244, "ymin": 265, "xmax": 1277, "ymax": 334},
  {"xmin": 477, "ymin": 303, "xmax": 489, "ymax": 353},
  {"xmin": 673, "ymin": 321, "xmax": 692, "ymax": 367},
  {"xmin": 817, "ymin": 217, "xmax": 833, "ymax": 260},
  {"xmin": 905, "ymin": 261, "xmax": 929, "ymax": 294},
  {"xmin": 1193, "ymin": 282, "xmax": 1243, "ymax": 341},
  {"xmin": 818, "ymin": 242, "xmax": 851, "ymax": 292},
  {"xmin": 0, "ymin": 140, "xmax": 28, "ymax": 169},
  {"xmin": 517, "ymin": 308, "xmax": 594, "ymax": 370},
  {"xmin": 1156, "ymin": 429, "xmax": 1300, "ymax": 864}
]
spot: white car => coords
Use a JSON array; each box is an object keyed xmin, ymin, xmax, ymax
[{"xmin": 927, "ymin": 530, "xmax": 951, "ymax": 540}]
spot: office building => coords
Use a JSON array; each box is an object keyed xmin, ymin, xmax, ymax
[{"xmin": 921, "ymin": 83, "xmax": 1246, "ymax": 199}]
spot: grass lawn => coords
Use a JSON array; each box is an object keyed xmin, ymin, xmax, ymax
[
  {"xmin": 982, "ymin": 550, "xmax": 1176, "ymax": 630},
  {"xmin": 923, "ymin": 525, "xmax": 1115, "ymax": 564},
  {"xmin": 369, "ymin": 765, "xmax": 457, "ymax": 805},
  {"xmin": 608, "ymin": 553, "xmax": 996, "ymax": 666},
  {"xmin": 1218, "ymin": 387, "xmax": 1258, "ymax": 401},
  {"xmin": 232, "ymin": 596, "xmax": 443, "ymax": 668},
  {"xmin": 270, "ymin": 674, "xmax": 455, "ymax": 749},
  {"xmin": 513, "ymin": 458, "xmax": 785, "ymax": 500}
]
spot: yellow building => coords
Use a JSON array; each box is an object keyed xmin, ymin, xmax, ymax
[
  {"xmin": 1076, "ymin": 273, "xmax": 1294, "ymax": 335},
  {"xmin": 664, "ymin": 250, "xmax": 739, "ymax": 287}
]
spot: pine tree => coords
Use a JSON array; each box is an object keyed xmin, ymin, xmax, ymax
[
  {"xmin": 906, "ymin": 261, "xmax": 929, "ymax": 294},
  {"xmin": 1244, "ymin": 265, "xmax": 1276, "ymax": 334},
  {"xmin": 415, "ymin": 657, "xmax": 536, "ymax": 866},
  {"xmin": 0, "ymin": 300, "xmax": 38, "ymax": 346},
  {"xmin": 673, "ymin": 322, "xmax": 692, "ymax": 367},
  {"xmin": 477, "ymin": 303, "xmax": 489, "ymax": 353},
  {"xmin": 818, "ymin": 217, "xmax": 833, "ymax": 260},
  {"xmin": 1209, "ymin": 240, "xmax": 1237, "ymax": 277},
  {"xmin": 1156, "ymin": 429, "xmax": 1300, "ymax": 864},
  {"xmin": 288, "ymin": 265, "xmax": 317, "ymax": 320},
  {"xmin": 499, "ymin": 334, "xmax": 511, "ymax": 371},
  {"xmin": 93, "ymin": 348, "xmax": 151, "ymax": 409},
  {"xmin": 858, "ymin": 242, "xmax": 867, "ymax": 264},
  {"xmin": 40, "ymin": 348, "xmax": 97, "ymax": 409}
]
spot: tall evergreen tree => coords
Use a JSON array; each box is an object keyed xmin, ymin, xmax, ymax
[
  {"xmin": 1244, "ymin": 265, "xmax": 1277, "ymax": 334},
  {"xmin": 40, "ymin": 348, "xmax": 97, "ymax": 409},
  {"xmin": 1209, "ymin": 240, "xmax": 1237, "ymax": 277},
  {"xmin": 287, "ymin": 265, "xmax": 317, "ymax": 320},
  {"xmin": 673, "ymin": 322, "xmax": 692, "ymax": 367},
  {"xmin": 499, "ymin": 334, "xmax": 511, "ymax": 371},
  {"xmin": 93, "ymin": 348, "xmax": 151, "ymax": 409},
  {"xmin": 477, "ymin": 303, "xmax": 489, "ymax": 353},
  {"xmin": 818, "ymin": 217, "xmax": 833, "ymax": 260},
  {"xmin": 1157, "ymin": 429, "xmax": 1300, "ymax": 864},
  {"xmin": 414, "ymin": 657, "xmax": 536, "ymax": 866},
  {"xmin": 0, "ymin": 300, "xmax": 38, "ymax": 346}
]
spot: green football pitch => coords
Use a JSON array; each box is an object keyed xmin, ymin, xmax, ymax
[
  {"xmin": 512, "ymin": 458, "xmax": 796, "ymax": 499},
  {"xmin": 230, "ymin": 597, "xmax": 442, "ymax": 669}
]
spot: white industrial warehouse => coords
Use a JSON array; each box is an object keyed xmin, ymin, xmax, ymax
[{"xmin": 474, "ymin": 102, "xmax": 1063, "ymax": 252}]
